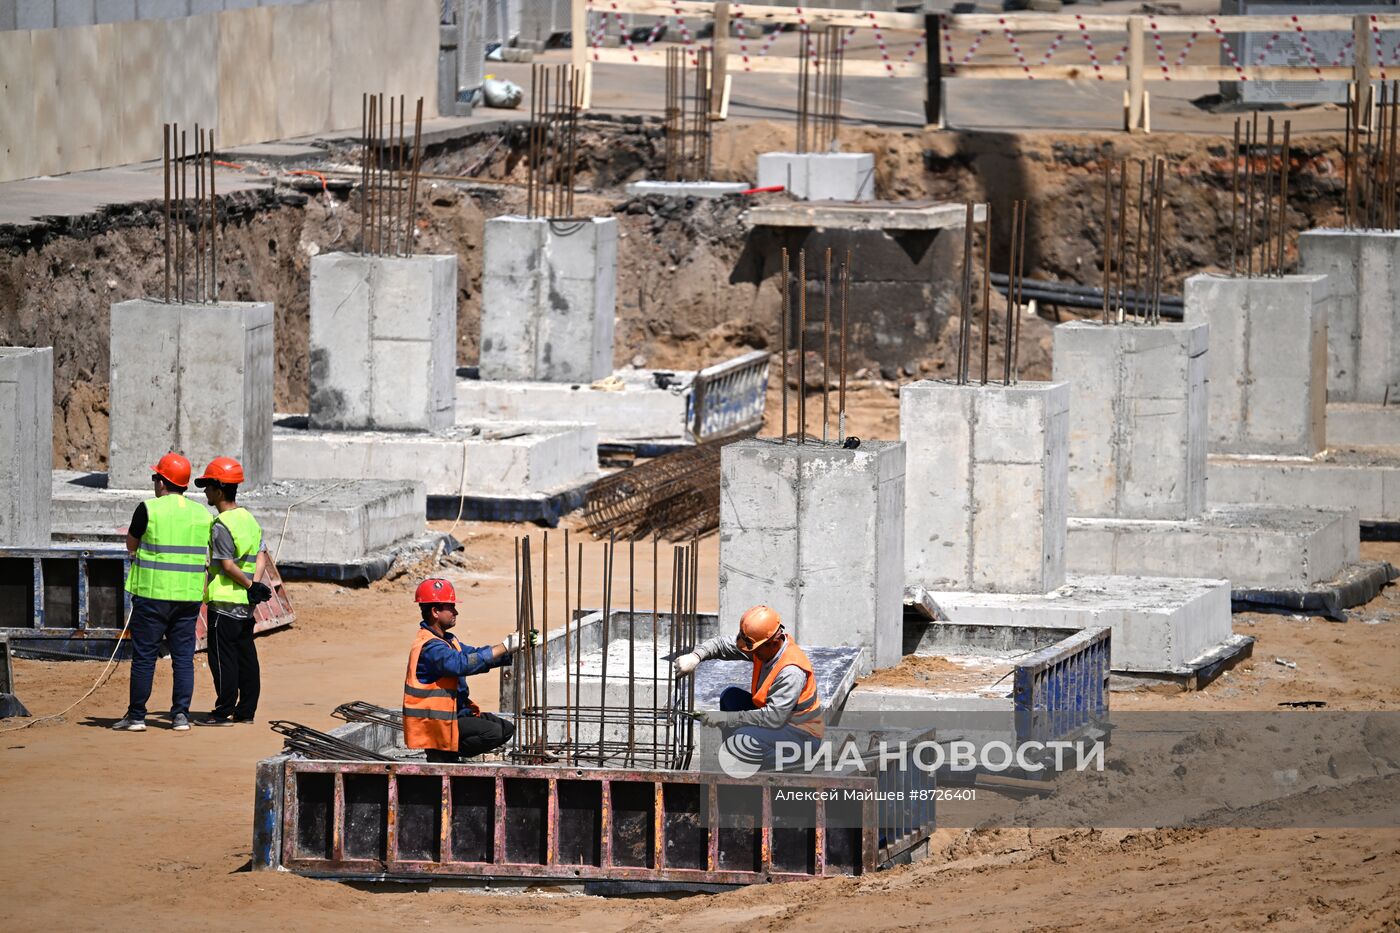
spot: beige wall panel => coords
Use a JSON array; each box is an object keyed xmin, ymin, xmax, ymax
[
  {"xmin": 0, "ymin": 31, "xmax": 35, "ymax": 183},
  {"xmin": 116, "ymin": 19, "xmax": 167, "ymax": 168},
  {"xmin": 272, "ymin": 1, "xmax": 330, "ymax": 139},
  {"xmin": 328, "ymin": 0, "xmax": 380, "ymax": 131},
  {"xmin": 217, "ymin": 5, "xmax": 274, "ymax": 146},
  {"xmin": 29, "ymin": 28, "xmax": 65, "ymax": 177},
  {"xmin": 165, "ymin": 14, "xmax": 219, "ymax": 134},
  {"xmin": 383, "ymin": 0, "xmax": 437, "ymax": 119}
]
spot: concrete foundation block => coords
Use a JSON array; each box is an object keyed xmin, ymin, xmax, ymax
[
  {"xmin": 756, "ymin": 152, "xmax": 875, "ymax": 202},
  {"xmin": 478, "ymin": 216, "xmax": 617, "ymax": 384},
  {"xmin": 1326, "ymin": 402, "xmax": 1400, "ymax": 448},
  {"xmin": 272, "ymin": 420, "xmax": 598, "ymax": 497},
  {"xmin": 929, "ymin": 573, "xmax": 1234, "ymax": 675},
  {"xmin": 1066, "ymin": 504, "xmax": 1358, "ymax": 588},
  {"xmin": 1208, "ymin": 450, "xmax": 1400, "ymax": 523},
  {"xmin": 1298, "ymin": 229, "xmax": 1400, "ymax": 404},
  {"xmin": 625, "ymin": 180, "xmax": 751, "ymax": 199},
  {"xmin": 308, "ymin": 252, "xmax": 457, "ymax": 432},
  {"xmin": 1053, "ymin": 321, "xmax": 1207, "ymax": 520},
  {"xmin": 719, "ymin": 438, "xmax": 905, "ymax": 673},
  {"xmin": 108, "ymin": 299, "xmax": 273, "ymax": 490},
  {"xmin": 1184, "ymin": 273, "xmax": 1329, "ymax": 457},
  {"xmin": 901, "ymin": 380, "xmax": 1069, "ymax": 594},
  {"xmin": 456, "ymin": 371, "xmax": 692, "ymax": 443},
  {"xmin": 0, "ymin": 348, "xmax": 53, "ymax": 547}
]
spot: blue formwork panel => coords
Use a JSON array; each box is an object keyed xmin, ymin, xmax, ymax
[{"xmin": 0, "ymin": 545, "xmax": 133, "ymax": 658}]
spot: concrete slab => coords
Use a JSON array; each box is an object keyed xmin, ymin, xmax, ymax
[
  {"xmin": 215, "ymin": 142, "xmax": 328, "ymax": 164},
  {"xmin": 272, "ymin": 418, "xmax": 598, "ymax": 498},
  {"xmin": 50, "ymin": 471, "xmax": 425, "ymax": 566},
  {"xmin": 456, "ymin": 369, "xmax": 693, "ymax": 444},
  {"xmin": 911, "ymin": 573, "xmax": 1238, "ymax": 676},
  {"xmin": 1325, "ymin": 403, "xmax": 1400, "ymax": 448},
  {"xmin": 1298, "ymin": 228, "xmax": 1400, "ymax": 404},
  {"xmin": 901, "ymin": 380, "xmax": 1069, "ymax": 594},
  {"xmin": 0, "ymin": 347, "xmax": 52, "ymax": 548},
  {"xmin": 1066, "ymin": 504, "xmax": 1358, "ymax": 588},
  {"xmin": 1208, "ymin": 448, "xmax": 1400, "ymax": 524},
  {"xmin": 746, "ymin": 199, "xmax": 984, "ymax": 231},
  {"xmin": 755, "ymin": 152, "xmax": 875, "ymax": 202},
  {"xmin": 108, "ymin": 299, "xmax": 273, "ymax": 490},
  {"xmin": 625, "ymin": 180, "xmax": 751, "ymax": 199},
  {"xmin": 719, "ymin": 437, "xmax": 905, "ymax": 674}
]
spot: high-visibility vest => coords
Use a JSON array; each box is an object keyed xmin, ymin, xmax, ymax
[
  {"xmin": 125, "ymin": 494, "xmax": 213, "ymax": 602},
  {"xmin": 206, "ymin": 507, "xmax": 263, "ymax": 605},
  {"xmin": 403, "ymin": 627, "xmax": 478, "ymax": 751},
  {"xmin": 750, "ymin": 638, "xmax": 824, "ymax": 738}
]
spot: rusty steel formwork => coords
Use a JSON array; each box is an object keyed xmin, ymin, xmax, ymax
[{"xmin": 255, "ymin": 757, "xmax": 933, "ymax": 885}]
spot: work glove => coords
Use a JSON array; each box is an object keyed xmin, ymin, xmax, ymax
[
  {"xmin": 247, "ymin": 582, "xmax": 273, "ymax": 606},
  {"xmin": 673, "ymin": 652, "xmax": 701, "ymax": 677},
  {"xmin": 696, "ymin": 709, "xmax": 732, "ymax": 729},
  {"xmin": 504, "ymin": 629, "xmax": 542, "ymax": 652}
]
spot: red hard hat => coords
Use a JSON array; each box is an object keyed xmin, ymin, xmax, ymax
[
  {"xmin": 151, "ymin": 452, "xmax": 192, "ymax": 488},
  {"xmin": 195, "ymin": 456, "xmax": 245, "ymax": 487},
  {"xmin": 414, "ymin": 578, "xmax": 457, "ymax": 604}
]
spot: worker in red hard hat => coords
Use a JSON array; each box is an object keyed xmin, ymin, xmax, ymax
[
  {"xmin": 404, "ymin": 577, "xmax": 539, "ymax": 761},
  {"xmin": 194, "ymin": 456, "xmax": 273, "ymax": 727},
  {"xmin": 672, "ymin": 605, "xmax": 824, "ymax": 771},
  {"xmin": 113, "ymin": 452, "xmax": 213, "ymax": 733}
]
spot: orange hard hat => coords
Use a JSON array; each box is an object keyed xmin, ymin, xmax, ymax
[
  {"xmin": 151, "ymin": 452, "xmax": 192, "ymax": 488},
  {"xmin": 414, "ymin": 578, "xmax": 457, "ymax": 605},
  {"xmin": 195, "ymin": 456, "xmax": 245, "ymax": 487},
  {"xmin": 737, "ymin": 605, "xmax": 783, "ymax": 652}
]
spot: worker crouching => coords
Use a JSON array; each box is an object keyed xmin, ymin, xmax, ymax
[
  {"xmin": 673, "ymin": 605, "xmax": 824, "ymax": 773},
  {"xmin": 404, "ymin": 578, "xmax": 539, "ymax": 762}
]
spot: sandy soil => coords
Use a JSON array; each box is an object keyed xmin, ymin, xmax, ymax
[{"xmin": 2, "ymin": 526, "xmax": 1398, "ymax": 930}]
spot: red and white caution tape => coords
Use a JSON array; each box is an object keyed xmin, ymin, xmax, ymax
[
  {"xmin": 1209, "ymin": 17, "xmax": 1248, "ymax": 82},
  {"xmin": 1327, "ymin": 36, "xmax": 1353, "ymax": 68},
  {"xmin": 734, "ymin": 5, "xmax": 752, "ymax": 70},
  {"xmin": 1289, "ymin": 15, "xmax": 1325, "ymax": 79},
  {"xmin": 1036, "ymin": 33, "xmax": 1065, "ymax": 68},
  {"xmin": 868, "ymin": 12, "xmax": 896, "ymax": 77},
  {"xmin": 904, "ymin": 28, "xmax": 928, "ymax": 62},
  {"xmin": 1372, "ymin": 15, "xmax": 1388, "ymax": 80},
  {"xmin": 1075, "ymin": 15, "xmax": 1106, "ymax": 80},
  {"xmin": 1149, "ymin": 19, "xmax": 1172, "ymax": 80},
  {"xmin": 997, "ymin": 17, "xmax": 1033, "ymax": 79},
  {"xmin": 1173, "ymin": 31, "xmax": 1198, "ymax": 69},
  {"xmin": 610, "ymin": 5, "xmax": 639, "ymax": 63},
  {"xmin": 643, "ymin": 15, "xmax": 667, "ymax": 48},
  {"xmin": 671, "ymin": 0, "xmax": 696, "ymax": 65},
  {"xmin": 1253, "ymin": 32, "xmax": 1282, "ymax": 67}
]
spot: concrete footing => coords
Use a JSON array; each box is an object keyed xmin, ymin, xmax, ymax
[
  {"xmin": 51, "ymin": 472, "xmax": 426, "ymax": 567},
  {"xmin": 108, "ymin": 299, "xmax": 273, "ymax": 489},
  {"xmin": 456, "ymin": 370, "xmax": 693, "ymax": 444},
  {"xmin": 719, "ymin": 437, "xmax": 905, "ymax": 673},
  {"xmin": 308, "ymin": 252, "xmax": 457, "ymax": 432},
  {"xmin": 0, "ymin": 347, "xmax": 53, "ymax": 547},
  {"xmin": 625, "ymin": 181, "xmax": 750, "ymax": 199},
  {"xmin": 479, "ymin": 216, "xmax": 617, "ymax": 384},
  {"xmin": 1298, "ymin": 228, "xmax": 1400, "ymax": 403},
  {"xmin": 272, "ymin": 418, "xmax": 598, "ymax": 499},
  {"xmin": 910, "ymin": 574, "xmax": 1242, "ymax": 677},
  {"xmin": 1208, "ymin": 449, "xmax": 1400, "ymax": 524},
  {"xmin": 1326, "ymin": 403, "xmax": 1400, "ymax": 448},
  {"xmin": 756, "ymin": 152, "xmax": 875, "ymax": 201}
]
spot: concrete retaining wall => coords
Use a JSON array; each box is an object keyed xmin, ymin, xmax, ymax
[{"xmin": 0, "ymin": 0, "xmax": 438, "ymax": 182}]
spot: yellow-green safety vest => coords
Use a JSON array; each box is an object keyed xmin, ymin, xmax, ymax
[
  {"xmin": 125, "ymin": 494, "xmax": 213, "ymax": 602},
  {"xmin": 206, "ymin": 506, "xmax": 263, "ymax": 605}
]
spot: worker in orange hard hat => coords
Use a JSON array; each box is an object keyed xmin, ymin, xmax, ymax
[
  {"xmin": 113, "ymin": 452, "xmax": 213, "ymax": 733},
  {"xmin": 194, "ymin": 456, "xmax": 273, "ymax": 727},
  {"xmin": 673, "ymin": 605, "xmax": 824, "ymax": 771},
  {"xmin": 404, "ymin": 577, "xmax": 540, "ymax": 762}
]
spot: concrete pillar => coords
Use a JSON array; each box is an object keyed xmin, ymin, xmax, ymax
[
  {"xmin": 479, "ymin": 216, "xmax": 617, "ymax": 384},
  {"xmin": 1052, "ymin": 321, "xmax": 1208, "ymax": 520},
  {"xmin": 901, "ymin": 380, "xmax": 1069, "ymax": 594},
  {"xmin": 107, "ymin": 300, "xmax": 273, "ymax": 490},
  {"xmin": 756, "ymin": 152, "xmax": 875, "ymax": 202},
  {"xmin": 308, "ymin": 252, "xmax": 458, "ymax": 432},
  {"xmin": 718, "ymin": 438, "xmax": 905, "ymax": 674},
  {"xmin": 1184, "ymin": 273, "xmax": 1328, "ymax": 457},
  {"xmin": 1298, "ymin": 229, "xmax": 1400, "ymax": 404},
  {"xmin": 0, "ymin": 347, "xmax": 53, "ymax": 547}
]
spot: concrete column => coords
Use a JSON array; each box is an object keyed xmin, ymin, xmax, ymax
[
  {"xmin": 0, "ymin": 347, "xmax": 53, "ymax": 547},
  {"xmin": 1184, "ymin": 273, "xmax": 1328, "ymax": 457},
  {"xmin": 479, "ymin": 216, "xmax": 617, "ymax": 384},
  {"xmin": 718, "ymin": 438, "xmax": 905, "ymax": 674},
  {"xmin": 756, "ymin": 152, "xmax": 875, "ymax": 202},
  {"xmin": 1052, "ymin": 321, "xmax": 1208, "ymax": 520},
  {"xmin": 901, "ymin": 380, "xmax": 1069, "ymax": 594},
  {"xmin": 308, "ymin": 252, "xmax": 457, "ymax": 432},
  {"xmin": 1298, "ymin": 229, "xmax": 1400, "ymax": 404},
  {"xmin": 108, "ymin": 300, "xmax": 273, "ymax": 490}
]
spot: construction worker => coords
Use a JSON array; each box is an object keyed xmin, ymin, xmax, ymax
[
  {"xmin": 672, "ymin": 605, "xmax": 824, "ymax": 772},
  {"xmin": 404, "ymin": 578, "xmax": 540, "ymax": 762},
  {"xmin": 194, "ymin": 457, "xmax": 272, "ymax": 727},
  {"xmin": 112, "ymin": 453, "xmax": 213, "ymax": 733}
]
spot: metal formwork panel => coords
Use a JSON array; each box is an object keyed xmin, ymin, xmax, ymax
[
  {"xmin": 688, "ymin": 350, "xmax": 772, "ymax": 444},
  {"xmin": 1013, "ymin": 626, "xmax": 1111, "ymax": 746}
]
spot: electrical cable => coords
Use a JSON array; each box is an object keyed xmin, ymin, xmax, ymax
[{"xmin": 0, "ymin": 606, "xmax": 134, "ymax": 734}]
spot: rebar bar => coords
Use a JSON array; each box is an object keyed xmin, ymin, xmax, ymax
[
  {"xmin": 795, "ymin": 25, "xmax": 844, "ymax": 154},
  {"xmin": 781, "ymin": 247, "xmax": 790, "ymax": 442},
  {"xmin": 357, "ymin": 92, "xmax": 424, "ymax": 256},
  {"xmin": 822, "ymin": 247, "xmax": 832, "ymax": 442},
  {"xmin": 526, "ymin": 65, "xmax": 582, "ymax": 219}
]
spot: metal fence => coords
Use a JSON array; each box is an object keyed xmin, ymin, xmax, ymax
[{"xmin": 1012, "ymin": 626, "xmax": 1111, "ymax": 747}]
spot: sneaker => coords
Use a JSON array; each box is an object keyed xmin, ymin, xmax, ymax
[
  {"xmin": 172, "ymin": 713, "xmax": 191, "ymax": 732},
  {"xmin": 232, "ymin": 715, "xmax": 256, "ymax": 724},
  {"xmin": 111, "ymin": 718, "xmax": 146, "ymax": 732},
  {"xmin": 195, "ymin": 714, "xmax": 234, "ymax": 727}
]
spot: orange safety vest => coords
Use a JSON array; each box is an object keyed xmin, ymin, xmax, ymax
[
  {"xmin": 403, "ymin": 627, "xmax": 479, "ymax": 751},
  {"xmin": 750, "ymin": 638, "xmax": 824, "ymax": 738}
]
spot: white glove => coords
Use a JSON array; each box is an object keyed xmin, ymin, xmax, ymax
[
  {"xmin": 697, "ymin": 709, "xmax": 732, "ymax": 728},
  {"xmin": 673, "ymin": 652, "xmax": 701, "ymax": 676},
  {"xmin": 504, "ymin": 629, "xmax": 541, "ymax": 653}
]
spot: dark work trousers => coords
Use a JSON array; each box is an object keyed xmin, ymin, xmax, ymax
[
  {"xmin": 125, "ymin": 595, "xmax": 199, "ymax": 721},
  {"xmin": 425, "ymin": 712, "xmax": 515, "ymax": 762},
  {"xmin": 207, "ymin": 608, "xmax": 261, "ymax": 720}
]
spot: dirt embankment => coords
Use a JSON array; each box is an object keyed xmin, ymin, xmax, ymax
[{"xmin": 0, "ymin": 119, "xmax": 1352, "ymax": 469}]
